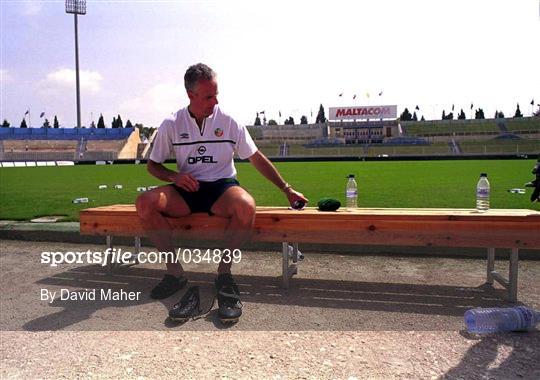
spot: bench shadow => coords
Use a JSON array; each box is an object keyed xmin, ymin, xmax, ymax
[{"xmin": 21, "ymin": 265, "xmax": 514, "ymax": 331}]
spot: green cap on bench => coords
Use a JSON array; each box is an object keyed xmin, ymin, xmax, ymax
[{"xmin": 317, "ymin": 197, "xmax": 341, "ymax": 211}]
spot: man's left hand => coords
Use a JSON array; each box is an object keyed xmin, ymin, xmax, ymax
[{"xmin": 284, "ymin": 187, "xmax": 308, "ymax": 208}]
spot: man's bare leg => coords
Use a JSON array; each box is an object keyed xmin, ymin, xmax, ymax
[
  {"xmin": 210, "ymin": 186, "xmax": 256, "ymax": 274},
  {"xmin": 135, "ymin": 185, "xmax": 191, "ymax": 277},
  {"xmin": 209, "ymin": 185, "xmax": 255, "ymax": 322}
]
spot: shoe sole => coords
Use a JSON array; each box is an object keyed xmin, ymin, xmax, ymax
[
  {"xmin": 219, "ymin": 317, "xmax": 239, "ymax": 324},
  {"xmin": 169, "ymin": 316, "xmax": 190, "ymax": 323}
]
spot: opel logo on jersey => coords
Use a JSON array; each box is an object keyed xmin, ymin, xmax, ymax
[
  {"xmin": 214, "ymin": 128, "xmax": 223, "ymax": 137},
  {"xmin": 188, "ymin": 155, "xmax": 217, "ymax": 164},
  {"xmin": 188, "ymin": 145, "xmax": 217, "ymax": 164}
]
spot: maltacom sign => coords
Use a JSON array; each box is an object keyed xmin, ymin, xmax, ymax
[{"xmin": 329, "ymin": 105, "xmax": 397, "ymax": 120}]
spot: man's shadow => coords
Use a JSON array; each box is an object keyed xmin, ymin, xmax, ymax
[
  {"xmin": 442, "ymin": 331, "xmax": 540, "ymax": 379},
  {"xmin": 22, "ymin": 265, "xmax": 515, "ymax": 331}
]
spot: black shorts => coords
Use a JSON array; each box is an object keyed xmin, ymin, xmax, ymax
[{"xmin": 171, "ymin": 178, "xmax": 240, "ymax": 214}]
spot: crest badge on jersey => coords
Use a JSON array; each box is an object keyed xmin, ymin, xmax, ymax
[{"xmin": 214, "ymin": 128, "xmax": 223, "ymax": 137}]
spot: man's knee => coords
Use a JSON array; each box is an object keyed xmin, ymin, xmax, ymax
[
  {"xmin": 230, "ymin": 194, "xmax": 256, "ymax": 226},
  {"xmin": 135, "ymin": 193, "xmax": 152, "ymax": 219},
  {"xmin": 136, "ymin": 191, "xmax": 164, "ymax": 220}
]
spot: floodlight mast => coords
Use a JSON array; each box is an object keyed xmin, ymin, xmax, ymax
[{"xmin": 65, "ymin": 0, "xmax": 86, "ymax": 129}]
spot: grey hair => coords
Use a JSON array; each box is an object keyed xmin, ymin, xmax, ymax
[{"xmin": 184, "ymin": 63, "xmax": 216, "ymax": 92}]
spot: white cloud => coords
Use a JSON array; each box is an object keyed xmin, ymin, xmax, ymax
[
  {"xmin": 21, "ymin": 2, "xmax": 43, "ymax": 16},
  {"xmin": 0, "ymin": 69, "xmax": 13, "ymax": 83},
  {"xmin": 119, "ymin": 82, "xmax": 187, "ymax": 126},
  {"xmin": 44, "ymin": 68, "xmax": 103, "ymax": 93}
]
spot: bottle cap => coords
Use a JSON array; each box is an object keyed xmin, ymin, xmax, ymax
[
  {"xmin": 480, "ymin": 173, "xmax": 487, "ymax": 177},
  {"xmin": 347, "ymin": 174, "xmax": 355, "ymax": 178}
]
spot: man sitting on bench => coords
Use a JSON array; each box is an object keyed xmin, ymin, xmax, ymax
[{"xmin": 136, "ymin": 63, "xmax": 307, "ymax": 323}]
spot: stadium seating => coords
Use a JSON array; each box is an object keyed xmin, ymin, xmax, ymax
[
  {"xmin": 0, "ymin": 127, "xmax": 140, "ymax": 161},
  {"xmin": 0, "ymin": 127, "xmax": 134, "ymax": 140}
]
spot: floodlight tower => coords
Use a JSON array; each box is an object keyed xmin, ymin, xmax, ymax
[{"xmin": 65, "ymin": 0, "xmax": 86, "ymax": 129}]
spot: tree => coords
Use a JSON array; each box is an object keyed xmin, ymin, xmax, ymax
[
  {"xmin": 514, "ymin": 103, "xmax": 523, "ymax": 118},
  {"xmin": 53, "ymin": 115, "xmax": 60, "ymax": 128},
  {"xmin": 400, "ymin": 108, "xmax": 413, "ymax": 121},
  {"xmin": 254, "ymin": 113, "xmax": 261, "ymax": 126},
  {"xmin": 442, "ymin": 111, "xmax": 453, "ymax": 120},
  {"xmin": 475, "ymin": 108, "xmax": 485, "ymax": 119},
  {"xmin": 315, "ymin": 104, "xmax": 326, "ymax": 123},
  {"xmin": 20, "ymin": 118, "xmax": 28, "ymax": 128},
  {"xmin": 42, "ymin": 118, "xmax": 51, "ymax": 128},
  {"xmin": 1, "ymin": 119, "xmax": 10, "ymax": 128},
  {"xmin": 300, "ymin": 115, "xmax": 308, "ymax": 124},
  {"xmin": 420, "ymin": 115, "xmax": 425, "ymax": 121},
  {"xmin": 125, "ymin": 120, "xmax": 133, "ymax": 129},
  {"xmin": 112, "ymin": 117, "xmax": 117, "ymax": 128},
  {"xmin": 97, "ymin": 114, "xmax": 105, "ymax": 128},
  {"xmin": 412, "ymin": 112, "xmax": 418, "ymax": 121},
  {"xmin": 268, "ymin": 119, "xmax": 278, "ymax": 125},
  {"xmin": 89, "ymin": 121, "xmax": 96, "ymax": 128},
  {"xmin": 137, "ymin": 124, "xmax": 157, "ymax": 140},
  {"xmin": 116, "ymin": 114, "xmax": 123, "ymax": 128},
  {"xmin": 457, "ymin": 109, "xmax": 466, "ymax": 120},
  {"xmin": 495, "ymin": 111, "xmax": 505, "ymax": 119},
  {"xmin": 284, "ymin": 116, "xmax": 295, "ymax": 125}
]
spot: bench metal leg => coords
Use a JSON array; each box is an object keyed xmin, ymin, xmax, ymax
[
  {"xmin": 281, "ymin": 242, "xmax": 299, "ymax": 289},
  {"xmin": 131, "ymin": 236, "xmax": 141, "ymax": 265},
  {"xmin": 485, "ymin": 247, "xmax": 519, "ymax": 303},
  {"xmin": 486, "ymin": 247, "xmax": 495, "ymax": 284},
  {"xmin": 105, "ymin": 236, "xmax": 142, "ymax": 273},
  {"xmin": 106, "ymin": 235, "xmax": 115, "ymax": 273},
  {"xmin": 509, "ymin": 248, "xmax": 519, "ymax": 303}
]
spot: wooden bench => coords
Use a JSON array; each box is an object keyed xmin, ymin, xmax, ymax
[{"xmin": 80, "ymin": 205, "xmax": 540, "ymax": 302}]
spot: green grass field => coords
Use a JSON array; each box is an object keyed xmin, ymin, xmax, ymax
[{"xmin": 0, "ymin": 160, "xmax": 538, "ymax": 221}]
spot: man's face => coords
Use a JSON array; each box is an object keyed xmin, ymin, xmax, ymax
[{"xmin": 188, "ymin": 79, "xmax": 219, "ymax": 118}]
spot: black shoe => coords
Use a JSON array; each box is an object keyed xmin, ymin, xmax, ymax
[
  {"xmin": 150, "ymin": 274, "xmax": 187, "ymax": 299},
  {"xmin": 169, "ymin": 286, "xmax": 201, "ymax": 323},
  {"xmin": 215, "ymin": 273, "xmax": 243, "ymax": 323}
]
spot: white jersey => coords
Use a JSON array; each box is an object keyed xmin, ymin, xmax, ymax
[{"xmin": 149, "ymin": 106, "xmax": 258, "ymax": 181}]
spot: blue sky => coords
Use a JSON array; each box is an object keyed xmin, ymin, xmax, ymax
[{"xmin": 1, "ymin": 0, "xmax": 539, "ymax": 128}]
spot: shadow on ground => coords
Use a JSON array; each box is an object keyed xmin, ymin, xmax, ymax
[
  {"xmin": 16, "ymin": 265, "xmax": 516, "ymax": 331},
  {"xmin": 442, "ymin": 332, "xmax": 540, "ymax": 379}
]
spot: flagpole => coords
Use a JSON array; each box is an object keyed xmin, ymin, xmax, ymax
[
  {"xmin": 66, "ymin": 0, "xmax": 86, "ymax": 129},
  {"xmin": 74, "ymin": 12, "xmax": 82, "ymax": 128}
]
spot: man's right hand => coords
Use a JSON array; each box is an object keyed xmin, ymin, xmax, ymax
[{"xmin": 169, "ymin": 173, "xmax": 199, "ymax": 192}]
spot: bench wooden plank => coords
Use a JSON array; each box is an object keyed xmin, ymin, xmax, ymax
[{"xmin": 80, "ymin": 205, "xmax": 540, "ymax": 249}]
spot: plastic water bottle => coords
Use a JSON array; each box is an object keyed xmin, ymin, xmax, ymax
[
  {"xmin": 464, "ymin": 306, "xmax": 540, "ymax": 334},
  {"xmin": 346, "ymin": 174, "xmax": 358, "ymax": 208},
  {"xmin": 72, "ymin": 197, "xmax": 89, "ymax": 204},
  {"xmin": 476, "ymin": 173, "xmax": 490, "ymax": 212}
]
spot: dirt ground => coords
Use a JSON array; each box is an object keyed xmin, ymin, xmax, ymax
[{"xmin": 1, "ymin": 239, "xmax": 539, "ymax": 379}]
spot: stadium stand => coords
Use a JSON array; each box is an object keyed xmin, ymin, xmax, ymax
[
  {"xmin": 0, "ymin": 127, "xmax": 140, "ymax": 162},
  {"xmin": 249, "ymin": 123, "xmax": 325, "ymax": 144},
  {"xmin": 244, "ymin": 116, "xmax": 537, "ymax": 157}
]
